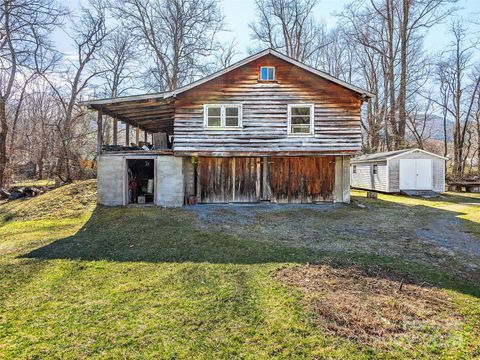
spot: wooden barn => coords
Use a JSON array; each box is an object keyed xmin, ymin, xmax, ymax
[
  {"xmin": 350, "ymin": 149, "xmax": 447, "ymax": 194},
  {"xmin": 82, "ymin": 49, "xmax": 373, "ymax": 206}
]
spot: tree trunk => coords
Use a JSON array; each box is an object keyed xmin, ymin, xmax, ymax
[
  {"xmin": 0, "ymin": 97, "xmax": 8, "ymax": 187},
  {"xmin": 386, "ymin": 0, "xmax": 397, "ymax": 150},
  {"xmin": 398, "ymin": 0, "xmax": 410, "ymax": 148}
]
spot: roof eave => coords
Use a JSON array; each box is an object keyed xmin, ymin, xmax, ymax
[{"xmin": 80, "ymin": 48, "xmax": 375, "ymax": 107}]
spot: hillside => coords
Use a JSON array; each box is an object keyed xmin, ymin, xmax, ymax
[{"xmin": 0, "ymin": 180, "xmax": 96, "ymax": 223}]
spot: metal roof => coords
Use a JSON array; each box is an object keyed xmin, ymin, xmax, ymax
[
  {"xmin": 352, "ymin": 148, "xmax": 448, "ymax": 163},
  {"xmin": 81, "ymin": 48, "xmax": 374, "ymax": 107}
]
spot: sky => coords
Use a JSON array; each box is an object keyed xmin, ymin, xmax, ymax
[{"xmin": 54, "ymin": 0, "xmax": 480, "ymax": 62}]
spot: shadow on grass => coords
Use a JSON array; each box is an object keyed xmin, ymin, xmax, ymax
[{"xmin": 22, "ymin": 196, "xmax": 480, "ymax": 297}]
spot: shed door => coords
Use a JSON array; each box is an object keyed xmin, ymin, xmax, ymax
[
  {"xmin": 399, "ymin": 159, "xmax": 432, "ymax": 190},
  {"xmin": 415, "ymin": 159, "xmax": 433, "ymax": 190},
  {"xmin": 198, "ymin": 157, "xmax": 261, "ymax": 203}
]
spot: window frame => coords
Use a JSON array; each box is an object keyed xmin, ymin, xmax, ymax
[
  {"xmin": 287, "ymin": 103, "xmax": 315, "ymax": 136},
  {"xmin": 353, "ymin": 165, "xmax": 357, "ymax": 174},
  {"xmin": 203, "ymin": 104, "xmax": 243, "ymax": 129},
  {"xmin": 372, "ymin": 164, "xmax": 378, "ymax": 175},
  {"xmin": 259, "ymin": 66, "xmax": 276, "ymax": 81}
]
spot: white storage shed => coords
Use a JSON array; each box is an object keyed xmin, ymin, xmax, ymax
[{"xmin": 350, "ymin": 149, "xmax": 447, "ymax": 193}]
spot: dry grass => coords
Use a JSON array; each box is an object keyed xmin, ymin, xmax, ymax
[
  {"xmin": 275, "ymin": 259, "xmax": 462, "ymax": 347},
  {"xmin": 0, "ymin": 180, "xmax": 96, "ymax": 223}
]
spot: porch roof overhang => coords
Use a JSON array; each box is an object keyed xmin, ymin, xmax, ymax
[{"xmin": 81, "ymin": 95, "xmax": 175, "ymax": 133}]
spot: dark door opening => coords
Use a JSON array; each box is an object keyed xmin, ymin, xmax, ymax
[{"xmin": 127, "ymin": 159, "xmax": 154, "ymax": 204}]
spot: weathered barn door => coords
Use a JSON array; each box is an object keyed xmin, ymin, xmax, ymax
[
  {"xmin": 198, "ymin": 157, "xmax": 262, "ymax": 203},
  {"xmin": 268, "ymin": 156, "xmax": 335, "ymax": 203}
]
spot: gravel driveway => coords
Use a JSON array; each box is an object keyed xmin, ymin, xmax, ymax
[{"xmin": 185, "ymin": 195, "xmax": 480, "ymax": 282}]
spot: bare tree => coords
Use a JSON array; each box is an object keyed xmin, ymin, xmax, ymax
[
  {"xmin": 42, "ymin": 0, "xmax": 108, "ymax": 182},
  {"xmin": 340, "ymin": 0, "xmax": 456, "ymax": 150},
  {"xmin": 98, "ymin": 28, "xmax": 139, "ymax": 98},
  {"xmin": 214, "ymin": 39, "xmax": 239, "ymax": 69},
  {"xmin": 249, "ymin": 0, "xmax": 328, "ymax": 63},
  {"xmin": 112, "ymin": 0, "xmax": 224, "ymax": 91},
  {"xmin": 0, "ymin": 0, "xmax": 65, "ymax": 186},
  {"xmin": 96, "ymin": 27, "xmax": 140, "ymax": 145},
  {"xmin": 433, "ymin": 21, "xmax": 480, "ymax": 176},
  {"xmin": 397, "ymin": 0, "xmax": 458, "ymax": 148}
]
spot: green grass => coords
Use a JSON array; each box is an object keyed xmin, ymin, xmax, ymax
[{"xmin": 0, "ymin": 182, "xmax": 479, "ymax": 358}]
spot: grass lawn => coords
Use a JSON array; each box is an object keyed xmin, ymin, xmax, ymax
[{"xmin": 0, "ymin": 180, "xmax": 479, "ymax": 359}]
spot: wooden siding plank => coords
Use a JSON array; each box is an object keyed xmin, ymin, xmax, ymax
[
  {"xmin": 173, "ymin": 54, "xmax": 362, "ymax": 155},
  {"xmin": 268, "ymin": 156, "xmax": 335, "ymax": 203},
  {"xmin": 198, "ymin": 157, "xmax": 262, "ymax": 203}
]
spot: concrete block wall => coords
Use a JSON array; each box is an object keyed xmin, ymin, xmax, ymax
[
  {"xmin": 156, "ymin": 156, "xmax": 184, "ymax": 207},
  {"xmin": 334, "ymin": 156, "xmax": 351, "ymax": 203},
  {"xmin": 98, "ymin": 154, "xmax": 185, "ymax": 207},
  {"xmin": 97, "ymin": 155, "xmax": 124, "ymax": 206}
]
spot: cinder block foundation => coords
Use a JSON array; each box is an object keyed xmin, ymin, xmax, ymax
[{"xmin": 97, "ymin": 154, "xmax": 185, "ymax": 207}]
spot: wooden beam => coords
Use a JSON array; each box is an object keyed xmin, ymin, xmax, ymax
[
  {"xmin": 144, "ymin": 130, "xmax": 148, "ymax": 143},
  {"xmin": 97, "ymin": 111, "xmax": 103, "ymax": 155},
  {"xmin": 135, "ymin": 127, "xmax": 140, "ymax": 144},
  {"xmin": 125, "ymin": 123, "xmax": 130, "ymax": 145},
  {"xmin": 113, "ymin": 117, "xmax": 118, "ymax": 145}
]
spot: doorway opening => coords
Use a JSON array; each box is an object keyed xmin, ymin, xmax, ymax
[{"xmin": 127, "ymin": 159, "xmax": 155, "ymax": 204}]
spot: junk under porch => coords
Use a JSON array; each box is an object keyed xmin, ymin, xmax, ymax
[{"xmin": 85, "ymin": 96, "xmax": 175, "ymax": 155}]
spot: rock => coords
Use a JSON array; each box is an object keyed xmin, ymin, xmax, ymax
[
  {"xmin": 367, "ymin": 191, "xmax": 378, "ymax": 199},
  {"xmin": 356, "ymin": 202, "xmax": 367, "ymax": 209}
]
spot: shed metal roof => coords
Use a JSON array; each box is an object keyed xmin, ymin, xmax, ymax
[{"xmin": 352, "ymin": 148, "xmax": 448, "ymax": 163}]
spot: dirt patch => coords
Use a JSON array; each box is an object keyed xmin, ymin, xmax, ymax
[{"xmin": 275, "ymin": 259, "xmax": 462, "ymax": 346}]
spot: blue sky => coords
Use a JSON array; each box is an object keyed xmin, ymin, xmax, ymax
[{"xmin": 55, "ymin": 0, "xmax": 480, "ymax": 60}]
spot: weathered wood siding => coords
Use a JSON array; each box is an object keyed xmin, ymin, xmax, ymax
[
  {"xmin": 198, "ymin": 157, "xmax": 262, "ymax": 203},
  {"xmin": 268, "ymin": 156, "xmax": 335, "ymax": 203},
  {"xmin": 173, "ymin": 54, "xmax": 362, "ymax": 156},
  {"xmin": 350, "ymin": 161, "xmax": 388, "ymax": 192},
  {"xmin": 198, "ymin": 156, "xmax": 338, "ymax": 203}
]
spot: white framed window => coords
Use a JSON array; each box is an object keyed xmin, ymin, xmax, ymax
[
  {"xmin": 373, "ymin": 164, "xmax": 378, "ymax": 175},
  {"xmin": 204, "ymin": 104, "xmax": 242, "ymax": 128},
  {"xmin": 259, "ymin": 66, "xmax": 275, "ymax": 81},
  {"xmin": 353, "ymin": 165, "xmax": 357, "ymax": 174},
  {"xmin": 287, "ymin": 104, "xmax": 314, "ymax": 135}
]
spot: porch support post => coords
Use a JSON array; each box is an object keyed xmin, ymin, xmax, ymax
[
  {"xmin": 125, "ymin": 123, "xmax": 130, "ymax": 145},
  {"xmin": 113, "ymin": 117, "xmax": 118, "ymax": 145},
  {"xmin": 97, "ymin": 110, "xmax": 103, "ymax": 156},
  {"xmin": 135, "ymin": 127, "xmax": 140, "ymax": 145},
  {"xmin": 144, "ymin": 130, "xmax": 148, "ymax": 143}
]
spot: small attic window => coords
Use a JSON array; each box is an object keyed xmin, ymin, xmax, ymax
[{"xmin": 259, "ymin": 66, "xmax": 275, "ymax": 81}]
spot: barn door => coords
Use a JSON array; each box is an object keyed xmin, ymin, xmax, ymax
[
  {"xmin": 198, "ymin": 157, "xmax": 262, "ymax": 203},
  {"xmin": 268, "ymin": 157, "xmax": 335, "ymax": 203}
]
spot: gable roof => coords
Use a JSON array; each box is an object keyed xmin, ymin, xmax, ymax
[
  {"xmin": 81, "ymin": 48, "xmax": 374, "ymax": 107},
  {"xmin": 352, "ymin": 148, "xmax": 448, "ymax": 163}
]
